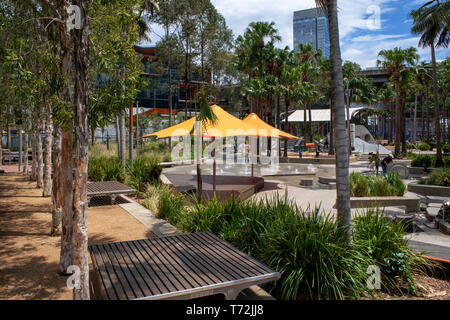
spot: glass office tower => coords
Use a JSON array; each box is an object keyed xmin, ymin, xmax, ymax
[{"xmin": 293, "ymin": 8, "xmax": 330, "ymax": 58}]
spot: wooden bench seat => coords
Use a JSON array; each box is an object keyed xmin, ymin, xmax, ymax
[{"xmin": 88, "ymin": 232, "xmax": 280, "ymax": 300}]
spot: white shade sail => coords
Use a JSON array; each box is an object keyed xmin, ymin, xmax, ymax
[{"xmin": 285, "ymin": 107, "xmax": 366, "ymax": 123}]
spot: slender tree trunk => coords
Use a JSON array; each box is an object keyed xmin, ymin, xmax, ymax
[
  {"xmin": 327, "ymin": 0, "xmax": 351, "ymax": 240},
  {"xmin": 303, "ymin": 106, "xmax": 307, "ymax": 141},
  {"xmin": 36, "ymin": 122, "xmax": 44, "ymax": 188},
  {"xmin": 426, "ymin": 87, "xmax": 430, "ymax": 140},
  {"xmin": 60, "ymin": 125, "xmax": 73, "ymax": 274},
  {"xmin": 51, "ymin": 126, "xmax": 62, "ymax": 236},
  {"xmin": 308, "ymin": 103, "xmax": 313, "ymax": 143},
  {"xmin": 72, "ymin": 0, "xmax": 90, "ymax": 299},
  {"xmin": 58, "ymin": 0, "xmax": 75, "ymax": 276},
  {"xmin": 283, "ymin": 97, "xmax": 290, "ymax": 157},
  {"xmin": 421, "ymin": 93, "xmax": 425, "ymax": 141},
  {"xmin": 31, "ymin": 126, "xmax": 37, "ymax": 180},
  {"xmin": 431, "ymin": 44, "xmax": 442, "ymax": 166},
  {"xmin": 119, "ymin": 110, "xmax": 126, "ymax": 168},
  {"xmin": 388, "ymin": 101, "xmax": 393, "ymax": 143},
  {"xmin": 400, "ymin": 91, "xmax": 407, "ymax": 157},
  {"xmin": 43, "ymin": 101, "xmax": 53, "ymax": 197},
  {"xmin": 23, "ymin": 131, "xmax": 29, "ymax": 174},
  {"xmin": 394, "ymin": 77, "xmax": 401, "ymax": 158},
  {"xmin": 412, "ymin": 93, "xmax": 418, "ymax": 144},
  {"xmin": 115, "ymin": 116, "xmax": 121, "ymax": 157},
  {"xmin": 329, "ymin": 99, "xmax": 335, "ymax": 155}
]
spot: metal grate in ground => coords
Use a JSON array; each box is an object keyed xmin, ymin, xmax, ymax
[{"xmin": 88, "ymin": 195, "xmax": 130, "ymax": 207}]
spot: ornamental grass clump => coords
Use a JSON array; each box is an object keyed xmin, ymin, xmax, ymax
[
  {"xmin": 127, "ymin": 153, "xmax": 162, "ymax": 193},
  {"xmin": 143, "ymin": 183, "xmax": 188, "ymax": 224},
  {"xmin": 353, "ymin": 208, "xmax": 430, "ymax": 294},
  {"xmin": 418, "ymin": 168, "xmax": 450, "ymax": 187},
  {"xmin": 88, "ymin": 155, "xmax": 125, "ymax": 182},
  {"xmin": 349, "ymin": 172, "xmax": 405, "ymax": 197},
  {"xmin": 177, "ymin": 194, "xmax": 372, "ymax": 300}
]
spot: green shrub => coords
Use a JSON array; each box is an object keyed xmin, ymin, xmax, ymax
[
  {"xmin": 263, "ymin": 205, "xmax": 370, "ymax": 300},
  {"xmin": 349, "ymin": 172, "xmax": 405, "ymax": 197},
  {"xmin": 175, "ymin": 194, "xmax": 371, "ymax": 300},
  {"xmin": 88, "ymin": 155, "xmax": 125, "ymax": 182},
  {"xmin": 417, "ymin": 143, "xmax": 432, "ymax": 151},
  {"xmin": 410, "ymin": 154, "xmax": 434, "ymax": 167},
  {"xmin": 143, "ymin": 184, "xmax": 188, "ymax": 224},
  {"xmin": 127, "ymin": 153, "xmax": 162, "ymax": 193},
  {"xmin": 418, "ymin": 168, "xmax": 450, "ymax": 187},
  {"xmin": 353, "ymin": 208, "xmax": 429, "ymax": 294}
]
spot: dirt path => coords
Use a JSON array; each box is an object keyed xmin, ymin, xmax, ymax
[{"xmin": 0, "ymin": 173, "xmax": 154, "ymax": 300}]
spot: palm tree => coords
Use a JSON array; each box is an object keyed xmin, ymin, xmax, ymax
[
  {"xmin": 239, "ymin": 21, "xmax": 281, "ymax": 115},
  {"xmin": 377, "ymin": 47, "xmax": 419, "ymax": 158},
  {"xmin": 315, "ymin": 0, "xmax": 351, "ymax": 241},
  {"xmin": 296, "ymin": 43, "xmax": 322, "ymax": 142},
  {"xmin": 195, "ymin": 86, "xmax": 217, "ymax": 202},
  {"xmin": 378, "ymin": 87, "xmax": 395, "ymax": 142},
  {"xmin": 411, "ymin": 1, "xmax": 449, "ymax": 166}
]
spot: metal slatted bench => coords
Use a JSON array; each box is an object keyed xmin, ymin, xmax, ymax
[
  {"xmin": 87, "ymin": 181, "xmax": 135, "ymax": 204},
  {"xmin": 88, "ymin": 232, "xmax": 280, "ymax": 300}
]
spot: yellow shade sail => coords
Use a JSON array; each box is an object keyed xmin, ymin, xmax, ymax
[
  {"xmin": 142, "ymin": 116, "xmax": 196, "ymax": 139},
  {"xmin": 243, "ymin": 113, "xmax": 301, "ymax": 140},
  {"xmin": 141, "ymin": 105, "xmax": 302, "ymax": 139},
  {"xmin": 143, "ymin": 105, "xmax": 259, "ymax": 139}
]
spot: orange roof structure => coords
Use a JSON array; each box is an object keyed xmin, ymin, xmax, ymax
[
  {"xmin": 143, "ymin": 105, "xmax": 260, "ymax": 139},
  {"xmin": 243, "ymin": 113, "xmax": 301, "ymax": 140}
]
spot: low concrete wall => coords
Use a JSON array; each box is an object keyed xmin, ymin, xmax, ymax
[
  {"xmin": 408, "ymin": 166, "xmax": 439, "ymax": 175},
  {"xmin": 349, "ymin": 196, "xmax": 420, "ymax": 213},
  {"xmin": 280, "ymin": 156, "xmax": 358, "ymax": 165},
  {"xmin": 408, "ymin": 183, "xmax": 450, "ymax": 197}
]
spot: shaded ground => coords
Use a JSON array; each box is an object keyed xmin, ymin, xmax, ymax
[{"xmin": 0, "ymin": 172, "xmax": 154, "ymax": 300}]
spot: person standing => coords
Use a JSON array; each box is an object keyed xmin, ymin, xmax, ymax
[{"xmin": 381, "ymin": 155, "xmax": 393, "ymax": 176}]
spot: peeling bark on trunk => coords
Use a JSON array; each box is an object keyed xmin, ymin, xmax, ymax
[
  {"xmin": 23, "ymin": 132, "xmax": 29, "ymax": 174},
  {"xmin": 119, "ymin": 110, "xmax": 126, "ymax": 168},
  {"xmin": 35, "ymin": 123, "xmax": 44, "ymax": 188},
  {"xmin": 115, "ymin": 116, "xmax": 121, "ymax": 157},
  {"xmin": 58, "ymin": 0, "xmax": 75, "ymax": 275},
  {"xmin": 72, "ymin": 0, "xmax": 90, "ymax": 299},
  {"xmin": 51, "ymin": 126, "xmax": 62, "ymax": 236},
  {"xmin": 43, "ymin": 101, "xmax": 53, "ymax": 197},
  {"xmin": 31, "ymin": 130, "xmax": 37, "ymax": 181},
  {"xmin": 59, "ymin": 125, "xmax": 73, "ymax": 274}
]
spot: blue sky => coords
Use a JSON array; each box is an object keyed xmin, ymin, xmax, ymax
[
  {"xmin": 147, "ymin": 1, "xmax": 449, "ymax": 68},
  {"xmin": 208, "ymin": 0, "xmax": 449, "ymax": 68}
]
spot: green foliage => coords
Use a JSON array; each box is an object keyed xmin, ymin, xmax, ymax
[
  {"xmin": 88, "ymin": 155, "xmax": 126, "ymax": 183},
  {"xmin": 143, "ymin": 184, "xmax": 187, "ymax": 224},
  {"xmin": 353, "ymin": 208, "xmax": 429, "ymax": 294},
  {"xmin": 417, "ymin": 142, "xmax": 432, "ymax": 151},
  {"xmin": 126, "ymin": 153, "xmax": 162, "ymax": 193},
  {"xmin": 418, "ymin": 168, "xmax": 450, "ymax": 187},
  {"xmin": 410, "ymin": 154, "xmax": 450, "ymax": 168},
  {"xmin": 410, "ymin": 154, "xmax": 434, "ymax": 167},
  {"xmin": 349, "ymin": 172, "xmax": 406, "ymax": 197}
]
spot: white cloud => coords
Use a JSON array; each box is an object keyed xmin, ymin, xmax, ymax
[{"xmin": 145, "ymin": 0, "xmax": 449, "ymax": 68}]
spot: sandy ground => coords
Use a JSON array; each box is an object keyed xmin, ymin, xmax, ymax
[{"xmin": 0, "ymin": 172, "xmax": 154, "ymax": 300}]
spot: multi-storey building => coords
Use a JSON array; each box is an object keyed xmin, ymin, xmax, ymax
[{"xmin": 293, "ymin": 8, "xmax": 330, "ymax": 58}]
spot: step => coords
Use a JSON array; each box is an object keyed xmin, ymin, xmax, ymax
[
  {"xmin": 438, "ymin": 221, "xmax": 450, "ymax": 235},
  {"xmin": 318, "ymin": 176, "xmax": 336, "ymax": 184},
  {"xmin": 425, "ymin": 206, "xmax": 440, "ymax": 222},
  {"xmin": 299, "ymin": 179, "xmax": 314, "ymax": 186}
]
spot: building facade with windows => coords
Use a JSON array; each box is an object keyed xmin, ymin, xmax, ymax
[{"xmin": 293, "ymin": 8, "xmax": 330, "ymax": 58}]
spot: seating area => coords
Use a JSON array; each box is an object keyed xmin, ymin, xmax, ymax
[{"xmin": 89, "ymin": 232, "xmax": 280, "ymax": 300}]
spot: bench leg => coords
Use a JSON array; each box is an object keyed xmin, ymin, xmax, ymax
[
  {"xmin": 223, "ymin": 288, "xmax": 242, "ymax": 300},
  {"xmin": 110, "ymin": 195, "xmax": 117, "ymax": 205}
]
